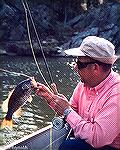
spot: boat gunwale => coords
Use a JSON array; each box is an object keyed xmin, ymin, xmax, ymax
[{"xmin": 3, "ymin": 124, "xmax": 53, "ymax": 150}]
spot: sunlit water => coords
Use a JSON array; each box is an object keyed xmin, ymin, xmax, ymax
[
  {"xmin": 0, "ymin": 55, "xmax": 79, "ymax": 146},
  {"xmin": 0, "ymin": 55, "xmax": 120, "ymax": 147}
]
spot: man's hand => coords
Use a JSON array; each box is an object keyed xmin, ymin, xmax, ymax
[
  {"xmin": 35, "ymin": 82, "xmax": 54, "ymax": 104},
  {"xmin": 53, "ymin": 96, "xmax": 71, "ymax": 116},
  {"xmin": 35, "ymin": 83, "xmax": 71, "ymax": 116}
]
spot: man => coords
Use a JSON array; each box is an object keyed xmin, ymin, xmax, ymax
[{"xmin": 35, "ymin": 36, "xmax": 120, "ymax": 150}]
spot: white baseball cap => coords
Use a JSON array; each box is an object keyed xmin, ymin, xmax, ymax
[{"xmin": 65, "ymin": 36, "xmax": 119, "ymax": 64}]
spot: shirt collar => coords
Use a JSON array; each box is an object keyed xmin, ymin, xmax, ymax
[
  {"xmin": 84, "ymin": 70, "xmax": 114, "ymax": 95},
  {"xmin": 93, "ymin": 70, "xmax": 113, "ymax": 93}
]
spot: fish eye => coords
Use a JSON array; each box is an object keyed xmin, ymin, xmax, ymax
[{"xmin": 22, "ymin": 84, "xmax": 30, "ymax": 90}]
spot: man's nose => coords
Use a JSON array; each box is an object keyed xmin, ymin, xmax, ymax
[{"xmin": 73, "ymin": 63, "xmax": 78, "ymax": 72}]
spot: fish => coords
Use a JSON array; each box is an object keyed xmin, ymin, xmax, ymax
[{"xmin": 1, "ymin": 77, "xmax": 37, "ymax": 129}]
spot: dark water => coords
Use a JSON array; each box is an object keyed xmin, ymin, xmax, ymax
[
  {"xmin": 0, "ymin": 55, "xmax": 79, "ymax": 146},
  {"xmin": 0, "ymin": 55, "xmax": 120, "ymax": 147}
]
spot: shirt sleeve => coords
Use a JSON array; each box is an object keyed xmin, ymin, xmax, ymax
[
  {"xmin": 66, "ymin": 88, "xmax": 120, "ymax": 148},
  {"xmin": 69, "ymin": 82, "xmax": 82, "ymax": 112}
]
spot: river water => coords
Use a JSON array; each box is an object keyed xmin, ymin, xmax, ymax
[
  {"xmin": 0, "ymin": 55, "xmax": 79, "ymax": 146},
  {"xmin": 0, "ymin": 55, "xmax": 120, "ymax": 147}
]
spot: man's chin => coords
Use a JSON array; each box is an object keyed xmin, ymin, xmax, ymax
[{"xmin": 80, "ymin": 79, "xmax": 87, "ymax": 85}]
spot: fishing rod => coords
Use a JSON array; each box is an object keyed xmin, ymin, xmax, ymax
[
  {"xmin": 22, "ymin": 0, "xmax": 53, "ymax": 91},
  {"xmin": 22, "ymin": 0, "xmax": 54, "ymax": 85},
  {"xmin": 0, "ymin": 68, "xmax": 31, "ymax": 78},
  {"xmin": 22, "ymin": 0, "xmax": 67, "ymax": 131},
  {"xmin": 24, "ymin": 0, "xmax": 54, "ymax": 84}
]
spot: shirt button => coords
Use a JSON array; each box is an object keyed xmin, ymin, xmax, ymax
[
  {"xmin": 96, "ymin": 92, "xmax": 99, "ymax": 95},
  {"xmin": 89, "ymin": 96, "xmax": 92, "ymax": 100},
  {"xmin": 87, "ymin": 106, "xmax": 90, "ymax": 111}
]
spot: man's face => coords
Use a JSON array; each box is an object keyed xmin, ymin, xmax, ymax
[{"xmin": 74, "ymin": 56, "xmax": 96, "ymax": 86}]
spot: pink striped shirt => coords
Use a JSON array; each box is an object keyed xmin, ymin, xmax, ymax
[{"xmin": 66, "ymin": 70, "xmax": 120, "ymax": 149}]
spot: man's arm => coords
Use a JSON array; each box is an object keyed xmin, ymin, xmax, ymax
[{"xmin": 66, "ymin": 93, "xmax": 120, "ymax": 148}]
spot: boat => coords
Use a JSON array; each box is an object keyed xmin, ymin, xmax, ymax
[{"xmin": 2, "ymin": 124, "xmax": 70, "ymax": 150}]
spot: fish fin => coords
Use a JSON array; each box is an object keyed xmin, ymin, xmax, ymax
[
  {"xmin": 2, "ymin": 98, "xmax": 9, "ymax": 112},
  {"xmin": 13, "ymin": 107, "xmax": 22, "ymax": 118},
  {"xmin": 28, "ymin": 95, "xmax": 32, "ymax": 103},
  {"xmin": 1, "ymin": 118, "xmax": 13, "ymax": 129},
  {"xmin": 2, "ymin": 90, "xmax": 14, "ymax": 112}
]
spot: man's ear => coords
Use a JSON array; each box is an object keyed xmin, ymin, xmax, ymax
[{"xmin": 93, "ymin": 63, "xmax": 100, "ymax": 74}]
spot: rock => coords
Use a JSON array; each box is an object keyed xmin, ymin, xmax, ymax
[
  {"xmin": 32, "ymin": 4, "xmax": 56, "ymax": 31},
  {"xmin": 62, "ymin": 1, "xmax": 120, "ymax": 52},
  {"xmin": 108, "ymin": 3, "xmax": 120, "ymax": 24},
  {"xmin": 3, "ymin": 37, "xmax": 60, "ymax": 56},
  {"xmin": 9, "ymin": 25, "xmax": 26, "ymax": 41},
  {"xmin": 62, "ymin": 27, "xmax": 99, "ymax": 49},
  {"xmin": 67, "ymin": 14, "xmax": 85, "ymax": 27},
  {"xmin": 5, "ymin": 41, "xmax": 40, "ymax": 56},
  {"xmin": 0, "ymin": 1, "xmax": 120, "ymax": 55},
  {"xmin": 99, "ymin": 23, "xmax": 115, "ymax": 32},
  {"xmin": 0, "ymin": 4, "xmax": 15, "ymax": 19},
  {"xmin": 99, "ymin": 25, "xmax": 119, "ymax": 41},
  {"xmin": 0, "ymin": 48, "xmax": 7, "ymax": 55}
]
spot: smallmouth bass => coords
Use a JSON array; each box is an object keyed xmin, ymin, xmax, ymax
[{"xmin": 1, "ymin": 77, "xmax": 37, "ymax": 129}]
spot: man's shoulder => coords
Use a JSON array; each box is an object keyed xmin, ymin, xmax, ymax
[
  {"xmin": 73, "ymin": 82, "xmax": 84, "ymax": 92},
  {"xmin": 112, "ymin": 71, "xmax": 120, "ymax": 83},
  {"xmin": 110, "ymin": 71, "xmax": 120, "ymax": 93},
  {"xmin": 76, "ymin": 82, "xmax": 84, "ymax": 88}
]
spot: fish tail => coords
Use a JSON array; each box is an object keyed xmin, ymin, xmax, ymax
[{"xmin": 1, "ymin": 118, "xmax": 13, "ymax": 129}]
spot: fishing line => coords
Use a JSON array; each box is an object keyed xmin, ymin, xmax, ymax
[
  {"xmin": 0, "ymin": 68, "xmax": 31, "ymax": 78},
  {"xmin": 22, "ymin": 0, "xmax": 68, "ymax": 131},
  {"xmin": 22, "ymin": 0, "xmax": 52, "ymax": 90},
  {"xmin": 24, "ymin": 0, "xmax": 54, "ymax": 84},
  {"xmin": 42, "ymin": 131, "xmax": 68, "ymax": 150},
  {"xmin": 22, "ymin": 0, "xmax": 54, "ymax": 89}
]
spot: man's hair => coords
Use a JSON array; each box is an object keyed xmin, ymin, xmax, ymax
[{"xmin": 97, "ymin": 62, "xmax": 112, "ymax": 72}]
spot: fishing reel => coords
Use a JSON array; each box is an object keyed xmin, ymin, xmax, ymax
[
  {"xmin": 52, "ymin": 117, "xmax": 65, "ymax": 130},
  {"xmin": 52, "ymin": 109, "xmax": 72, "ymax": 130}
]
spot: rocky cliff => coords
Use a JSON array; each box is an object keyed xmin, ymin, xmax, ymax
[{"xmin": 0, "ymin": 0, "xmax": 120, "ymax": 56}]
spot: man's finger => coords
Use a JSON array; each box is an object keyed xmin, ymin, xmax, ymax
[{"xmin": 51, "ymin": 83, "xmax": 58, "ymax": 95}]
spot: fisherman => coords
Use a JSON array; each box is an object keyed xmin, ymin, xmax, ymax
[{"xmin": 35, "ymin": 36, "xmax": 120, "ymax": 150}]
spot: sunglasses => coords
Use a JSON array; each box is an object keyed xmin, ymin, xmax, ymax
[{"xmin": 76, "ymin": 60, "xmax": 98, "ymax": 69}]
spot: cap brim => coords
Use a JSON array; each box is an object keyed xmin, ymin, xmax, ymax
[
  {"xmin": 93, "ymin": 55, "xmax": 119, "ymax": 64},
  {"xmin": 64, "ymin": 47, "xmax": 85, "ymax": 56}
]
